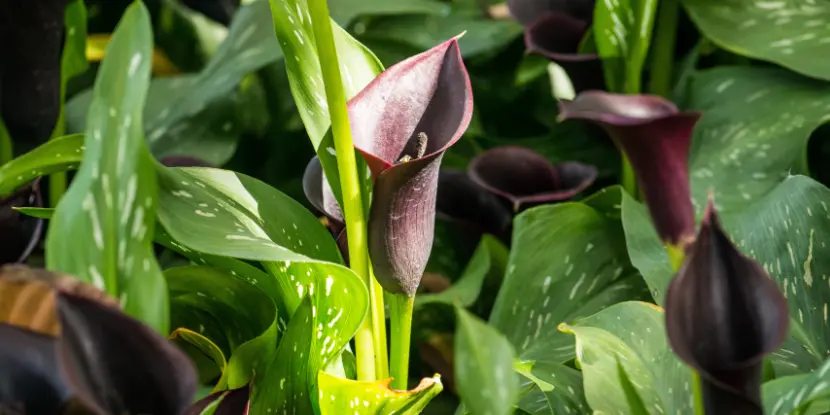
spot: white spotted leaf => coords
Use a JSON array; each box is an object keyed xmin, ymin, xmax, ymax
[
  {"xmin": 763, "ymin": 357, "xmax": 830, "ymax": 415},
  {"xmin": 268, "ymin": 0, "xmax": 381, "ymax": 210},
  {"xmin": 489, "ymin": 187, "xmax": 649, "ymax": 414},
  {"xmin": 45, "ymin": 2, "xmax": 168, "ymax": 333},
  {"xmin": 155, "ymin": 165, "xmax": 345, "ymax": 314},
  {"xmin": 249, "ymin": 267, "xmax": 368, "ymax": 413},
  {"xmin": 593, "ymin": 0, "xmax": 658, "ymax": 92},
  {"xmin": 317, "ymin": 372, "xmax": 442, "ymax": 414},
  {"xmin": 560, "ymin": 301, "xmax": 693, "ymax": 415},
  {"xmin": 0, "ymin": 133, "xmax": 84, "ymax": 196},
  {"xmin": 455, "ymin": 307, "xmax": 518, "ymax": 415},
  {"xmin": 683, "ymin": 0, "xmax": 830, "ymax": 81}
]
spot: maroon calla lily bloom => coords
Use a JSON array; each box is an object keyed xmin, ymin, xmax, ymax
[
  {"xmin": 467, "ymin": 146, "xmax": 597, "ymax": 212},
  {"xmin": 0, "ymin": 180, "xmax": 44, "ymax": 265},
  {"xmin": 558, "ymin": 91, "xmax": 701, "ymax": 247},
  {"xmin": 506, "ymin": 0, "xmax": 603, "ymax": 92},
  {"xmin": 0, "ymin": 265, "xmax": 198, "ymax": 415},
  {"xmin": 665, "ymin": 201, "xmax": 788, "ymax": 413},
  {"xmin": 348, "ymin": 38, "xmax": 474, "ymax": 296}
]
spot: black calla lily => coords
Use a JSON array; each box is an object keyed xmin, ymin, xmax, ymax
[
  {"xmin": 467, "ymin": 146, "xmax": 597, "ymax": 212},
  {"xmin": 664, "ymin": 201, "xmax": 789, "ymax": 414},
  {"xmin": 349, "ymin": 38, "xmax": 474, "ymax": 296},
  {"xmin": 0, "ymin": 265, "xmax": 198, "ymax": 415},
  {"xmin": 559, "ymin": 91, "xmax": 701, "ymax": 247}
]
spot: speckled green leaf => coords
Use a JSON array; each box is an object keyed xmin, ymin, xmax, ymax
[
  {"xmin": 166, "ymin": 265, "xmax": 278, "ymax": 391},
  {"xmin": 317, "ymin": 372, "xmax": 442, "ymax": 414},
  {"xmin": 489, "ymin": 187, "xmax": 648, "ymax": 414},
  {"xmin": 560, "ymin": 301, "xmax": 692, "ymax": 415},
  {"xmin": 156, "ymin": 165, "xmax": 344, "ymax": 314},
  {"xmin": 67, "ymin": 0, "xmax": 279, "ymax": 166},
  {"xmin": 593, "ymin": 0, "xmax": 658, "ymax": 92},
  {"xmin": 170, "ymin": 327, "xmax": 228, "ymax": 391},
  {"xmin": 686, "ymin": 66, "xmax": 830, "ymax": 213},
  {"xmin": 0, "ymin": 133, "xmax": 84, "ymax": 196},
  {"xmin": 514, "ymin": 361, "xmax": 587, "ymax": 415},
  {"xmin": 455, "ymin": 307, "xmax": 518, "ymax": 415},
  {"xmin": 269, "ymin": 0, "xmax": 381, "ymax": 210},
  {"xmin": 418, "ymin": 235, "xmax": 508, "ymax": 308},
  {"xmin": 45, "ymin": 3, "xmax": 168, "ymax": 333},
  {"xmin": 763, "ymin": 357, "xmax": 830, "ymax": 415},
  {"xmin": 683, "ymin": 0, "xmax": 830, "ymax": 81},
  {"xmin": 623, "ymin": 176, "xmax": 830, "ymax": 375},
  {"xmin": 249, "ymin": 266, "xmax": 368, "ymax": 414}
]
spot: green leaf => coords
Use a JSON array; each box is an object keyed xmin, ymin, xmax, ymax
[
  {"xmin": 268, "ymin": 0, "xmax": 382, "ymax": 210},
  {"xmin": 155, "ymin": 165, "xmax": 343, "ymax": 313},
  {"xmin": 329, "ymin": 0, "xmax": 449, "ymax": 24},
  {"xmin": 67, "ymin": 0, "xmax": 280, "ymax": 166},
  {"xmin": 417, "ymin": 235, "xmax": 508, "ymax": 308},
  {"xmin": 52, "ymin": 0, "xmax": 88, "ymax": 138},
  {"xmin": 12, "ymin": 207, "xmax": 55, "ymax": 219},
  {"xmin": 513, "ymin": 361, "xmax": 587, "ymax": 415},
  {"xmin": 686, "ymin": 66, "xmax": 830, "ymax": 213},
  {"xmin": 617, "ymin": 359, "xmax": 651, "ymax": 415},
  {"xmin": 489, "ymin": 186, "xmax": 649, "ymax": 414},
  {"xmin": 318, "ymin": 372, "xmax": 441, "ymax": 414},
  {"xmin": 763, "ymin": 357, "xmax": 830, "ymax": 415},
  {"xmin": 45, "ymin": 2, "xmax": 168, "ymax": 333},
  {"xmin": 621, "ymin": 192, "xmax": 674, "ymax": 304},
  {"xmin": 625, "ymin": 175, "xmax": 830, "ymax": 375},
  {"xmin": 455, "ymin": 307, "xmax": 518, "ymax": 415},
  {"xmin": 166, "ymin": 265, "xmax": 278, "ymax": 390},
  {"xmin": 683, "ymin": 0, "xmax": 830, "ymax": 81},
  {"xmin": 593, "ymin": 0, "xmax": 658, "ymax": 92},
  {"xmin": 560, "ymin": 301, "xmax": 692, "ymax": 415},
  {"xmin": 170, "ymin": 327, "xmax": 228, "ymax": 390},
  {"xmin": 0, "ymin": 133, "xmax": 84, "ymax": 196},
  {"xmin": 249, "ymin": 266, "xmax": 369, "ymax": 413}
]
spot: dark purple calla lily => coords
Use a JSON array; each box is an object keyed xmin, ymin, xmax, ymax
[
  {"xmin": 348, "ymin": 38, "xmax": 473, "ymax": 296},
  {"xmin": 558, "ymin": 91, "xmax": 701, "ymax": 247},
  {"xmin": 664, "ymin": 201, "xmax": 788, "ymax": 413},
  {"xmin": 0, "ymin": 180, "xmax": 44, "ymax": 265},
  {"xmin": 506, "ymin": 0, "xmax": 603, "ymax": 92},
  {"xmin": 467, "ymin": 146, "xmax": 597, "ymax": 212},
  {"xmin": 0, "ymin": 265, "xmax": 198, "ymax": 415},
  {"xmin": 437, "ymin": 169, "xmax": 513, "ymax": 244}
]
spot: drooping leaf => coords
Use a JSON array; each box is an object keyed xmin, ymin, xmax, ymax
[
  {"xmin": 762, "ymin": 357, "xmax": 830, "ymax": 415},
  {"xmin": 489, "ymin": 186, "xmax": 649, "ymax": 413},
  {"xmin": 249, "ymin": 267, "xmax": 369, "ymax": 413},
  {"xmin": 513, "ymin": 360, "xmax": 587, "ymax": 415},
  {"xmin": 560, "ymin": 301, "xmax": 692, "ymax": 414},
  {"xmin": 317, "ymin": 372, "xmax": 442, "ymax": 414},
  {"xmin": 170, "ymin": 328, "xmax": 228, "ymax": 390},
  {"xmin": 592, "ymin": 0, "xmax": 658, "ymax": 92},
  {"xmin": 45, "ymin": 2, "xmax": 168, "ymax": 333},
  {"xmin": 0, "ymin": 133, "xmax": 84, "ymax": 197},
  {"xmin": 455, "ymin": 307, "xmax": 518, "ymax": 415},
  {"xmin": 683, "ymin": 0, "xmax": 830, "ymax": 81},
  {"xmin": 155, "ymin": 165, "xmax": 343, "ymax": 313}
]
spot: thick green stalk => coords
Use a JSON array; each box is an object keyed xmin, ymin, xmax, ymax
[
  {"xmin": 307, "ymin": 0, "xmax": 377, "ymax": 381},
  {"xmin": 389, "ymin": 293, "xmax": 414, "ymax": 390},
  {"xmin": 648, "ymin": 0, "xmax": 680, "ymax": 98},
  {"xmin": 620, "ymin": 155, "xmax": 637, "ymax": 197},
  {"xmin": 369, "ymin": 267, "xmax": 389, "ymax": 379}
]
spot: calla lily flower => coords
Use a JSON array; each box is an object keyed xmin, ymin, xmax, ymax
[
  {"xmin": 467, "ymin": 146, "xmax": 597, "ymax": 212},
  {"xmin": 507, "ymin": 0, "xmax": 603, "ymax": 92},
  {"xmin": 348, "ymin": 38, "xmax": 473, "ymax": 296},
  {"xmin": 437, "ymin": 169, "xmax": 513, "ymax": 244},
  {"xmin": 664, "ymin": 201, "xmax": 788, "ymax": 413},
  {"xmin": 558, "ymin": 91, "xmax": 701, "ymax": 247},
  {"xmin": 0, "ymin": 180, "xmax": 44, "ymax": 265},
  {"xmin": 0, "ymin": 265, "xmax": 198, "ymax": 415}
]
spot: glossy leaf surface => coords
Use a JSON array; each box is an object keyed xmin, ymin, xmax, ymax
[{"xmin": 318, "ymin": 372, "xmax": 442, "ymax": 414}]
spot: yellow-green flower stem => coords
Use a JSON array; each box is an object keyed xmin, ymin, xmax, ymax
[
  {"xmin": 666, "ymin": 242, "xmax": 703, "ymax": 414},
  {"xmin": 389, "ymin": 293, "xmax": 415, "ymax": 390},
  {"xmin": 307, "ymin": 0, "xmax": 381, "ymax": 381}
]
